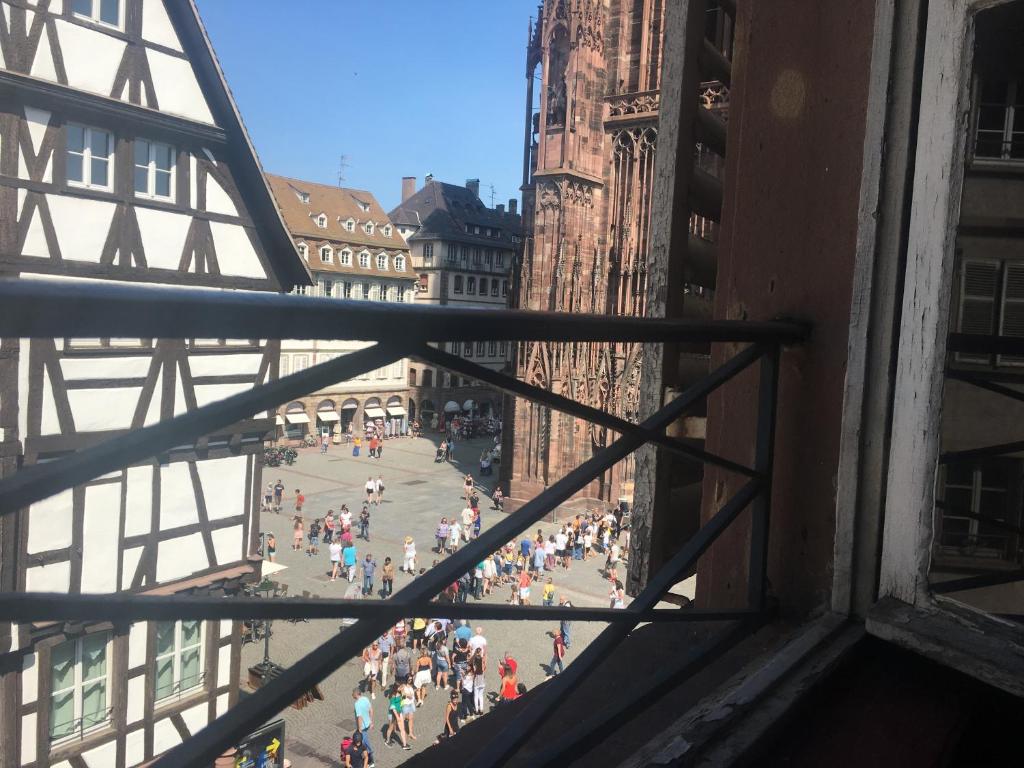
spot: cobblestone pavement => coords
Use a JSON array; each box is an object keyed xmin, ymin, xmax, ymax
[{"xmin": 240, "ymin": 435, "xmax": 627, "ymax": 767}]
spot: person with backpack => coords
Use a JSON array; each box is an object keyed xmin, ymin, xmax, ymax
[
  {"xmin": 341, "ymin": 731, "xmax": 370, "ymax": 767},
  {"xmin": 393, "ymin": 644, "xmax": 413, "ymax": 684},
  {"xmin": 359, "ymin": 506, "xmax": 371, "ymax": 542}
]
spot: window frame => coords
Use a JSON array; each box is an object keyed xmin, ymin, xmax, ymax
[
  {"xmin": 49, "ymin": 631, "xmax": 112, "ymax": 743},
  {"xmin": 319, "ymin": 245, "xmax": 333, "ymax": 263},
  {"xmin": 132, "ymin": 138, "xmax": 175, "ymax": 201},
  {"xmin": 376, "ymin": 253, "xmax": 389, "ymax": 270},
  {"xmin": 154, "ymin": 620, "xmax": 205, "ymax": 706},
  {"xmin": 71, "ymin": 0, "xmax": 123, "ymax": 29},
  {"xmin": 971, "ymin": 78, "xmax": 1024, "ymax": 163},
  {"xmin": 345, "ymin": 218, "xmax": 356, "ymax": 232},
  {"xmin": 339, "ymin": 249, "xmax": 352, "ymax": 266},
  {"xmin": 359, "ymin": 251, "xmax": 370, "ymax": 268},
  {"xmin": 453, "ymin": 275, "xmax": 464, "ymax": 294},
  {"xmin": 66, "ymin": 123, "xmax": 114, "ymax": 192},
  {"xmin": 316, "ymin": 214, "xmax": 327, "ymax": 229},
  {"xmin": 297, "ymin": 242, "xmax": 309, "ymax": 260},
  {"xmin": 394, "ymin": 255, "xmax": 406, "ymax": 271}
]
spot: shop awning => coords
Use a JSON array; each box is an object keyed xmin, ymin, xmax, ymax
[
  {"xmin": 364, "ymin": 407, "xmax": 386, "ymax": 419},
  {"xmin": 387, "ymin": 406, "xmax": 407, "ymax": 416},
  {"xmin": 317, "ymin": 411, "xmax": 340, "ymax": 422},
  {"xmin": 444, "ymin": 401, "xmax": 461, "ymax": 413},
  {"xmin": 463, "ymin": 399, "xmax": 475, "ymax": 410},
  {"xmin": 341, "ymin": 401, "xmax": 358, "ymax": 410},
  {"xmin": 275, "ymin": 415, "xmax": 285, "ymax": 426},
  {"xmin": 285, "ymin": 413, "xmax": 310, "ymax": 424}
]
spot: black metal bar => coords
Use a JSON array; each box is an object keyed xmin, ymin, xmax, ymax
[
  {"xmin": 945, "ymin": 369, "xmax": 1024, "ymax": 405},
  {"xmin": 939, "ymin": 440, "xmax": 1024, "ymax": 465},
  {"xmin": 467, "ymin": 478, "xmax": 763, "ymax": 768},
  {"xmin": 150, "ymin": 345, "xmax": 767, "ymax": 768},
  {"xmin": 415, "ymin": 343, "xmax": 760, "ymax": 479},
  {"xmin": 0, "ymin": 278, "xmax": 809, "ymax": 345},
  {"xmin": 0, "ymin": 343, "xmax": 405, "ymax": 516},
  {"xmin": 748, "ymin": 347, "xmax": 780, "ymax": 611},
  {"xmin": 931, "ymin": 569, "xmax": 1024, "ymax": 594},
  {"xmin": 934, "ymin": 499, "xmax": 1024, "ymax": 536},
  {"xmin": 691, "ymin": 167, "xmax": 723, "ymax": 222},
  {"xmin": 699, "ymin": 38, "xmax": 731, "ymax": 86},
  {"xmin": 695, "ymin": 107, "xmax": 727, "ymax": 157},
  {"xmin": 532, "ymin": 616, "xmax": 764, "ymax": 766},
  {"xmin": 0, "ymin": 592, "xmax": 757, "ymax": 624},
  {"xmin": 947, "ymin": 333, "xmax": 1024, "ymax": 356}
]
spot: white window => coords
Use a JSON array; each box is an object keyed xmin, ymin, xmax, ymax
[
  {"xmin": 297, "ymin": 242, "xmax": 308, "ymax": 260},
  {"xmin": 423, "ymin": 244, "xmax": 434, "ymax": 265},
  {"xmin": 974, "ymin": 79, "xmax": 1024, "ymax": 161},
  {"xmin": 319, "ymin": 278, "xmax": 333, "ymax": 297},
  {"xmin": 360, "ymin": 283, "xmax": 370, "ymax": 300},
  {"xmin": 376, "ymin": 253, "xmax": 388, "ymax": 270},
  {"xmin": 297, "ymin": 191, "xmax": 310, "ymax": 204},
  {"xmin": 397, "ymin": 286, "xmax": 407, "ymax": 303},
  {"xmin": 71, "ymin": 0, "xmax": 121, "ymax": 28},
  {"xmin": 155, "ymin": 620, "xmax": 204, "ymax": 704},
  {"xmin": 342, "ymin": 281, "xmax": 353, "ymax": 298},
  {"xmin": 394, "ymin": 255, "xmax": 406, "ymax": 271},
  {"xmin": 496, "ymin": 252, "xmax": 506, "ymax": 267},
  {"xmin": 369, "ymin": 284, "xmax": 380, "ymax": 301},
  {"xmin": 447, "ymin": 244, "xmax": 458, "ymax": 262},
  {"xmin": 339, "ymin": 249, "xmax": 352, "ymax": 266},
  {"xmin": 293, "ymin": 355, "xmax": 308, "ymax": 372},
  {"xmin": 133, "ymin": 139, "xmax": 174, "ymax": 200},
  {"xmin": 320, "ymin": 245, "xmax": 333, "ymax": 263},
  {"xmin": 499, "ymin": 341, "xmax": 508, "ymax": 356},
  {"xmin": 383, "ymin": 225, "xmax": 392, "ymax": 237},
  {"xmin": 365, "ymin": 222, "xmax": 375, "ymax": 235},
  {"xmin": 66, "ymin": 124, "xmax": 113, "ymax": 191},
  {"xmin": 345, "ymin": 218, "xmax": 356, "ymax": 232},
  {"xmin": 488, "ymin": 341, "xmax": 498, "ymax": 356},
  {"xmin": 359, "ymin": 251, "xmax": 370, "ymax": 268},
  {"xmin": 50, "ymin": 632, "xmax": 110, "ymax": 741},
  {"xmin": 956, "ymin": 258, "xmax": 1024, "ymax": 365},
  {"xmin": 386, "ymin": 285, "xmax": 395, "ymax": 302},
  {"xmin": 316, "ymin": 214, "xmax": 327, "ymax": 229},
  {"xmin": 280, "ymin": 356, "xmax": 289, "ymax": 376}
]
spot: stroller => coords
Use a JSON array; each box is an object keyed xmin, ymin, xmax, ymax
[{"xmin": 435, "ymin": 441, "xmax": 447, "ymax": 463}]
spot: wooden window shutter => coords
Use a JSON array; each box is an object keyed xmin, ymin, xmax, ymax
[
  {"xmin": 999, "ymin": 261, "xmax": 1024, "ymax": 365},
  {"xmin": 958, "ymin": 259, "xmax": 999, "ymax": 363}
]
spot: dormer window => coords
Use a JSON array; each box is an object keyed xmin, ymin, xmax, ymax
[
  {"xmin": 355, "ymin": 200, "xmax": 371, "ymax": 212},
  {"xmin": 376, "ymin": 253, "xmax": 388, "ymax": 270},
  {"xmin": 364, "ymin": 221, "xmax": 375, "ymax": 235},
  {"xmin": 319, "ymin": 245, "xmax": 332, "ymax": 263},
  {"xmin": 340, "ymin": 249, "xmax": 352, "ymax": 266},
  {"xmin": 297, "ymin": 242, "xmax": 308, "ymax": 260},
  {"xmin": 383, "ymin": 225, "xmax": 392, "ymax": 237},
  {"xmin": 296, "ymin": 190, "xmax": 310, "ymax": 204},
  {"xmin": 359, "ymin": 251, "xmax": 370, "ymax": 268},
  {"xmin": 345, "ymin": 218, "xmax": 356, "ymax": 232},
  {"xmin": 394, "ymin": 255, "xmax": 406, "ymax": 271},
  {"xmin": 315, "ymin": 213, "xmax": 327, "ymax": 229}
]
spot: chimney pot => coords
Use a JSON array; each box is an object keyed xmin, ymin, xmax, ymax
[
  {"xmin": 401, "ymin": 176, "xmax": 416, "ymax": 202},
  {"xmin": 466, "ymin": 178, "xmax": 481, "ymax": 198},
  {"xmin": 509, "ymin": 198, "xmax": 518, "ymax": 215}
]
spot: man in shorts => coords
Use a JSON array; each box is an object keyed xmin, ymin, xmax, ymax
[
  {"xmin": 365, "ymin": 477, "xmax": 376, "ymax": 506},
  {"xmin": 294, "ymin": 488, "xmax": 304, "ymax": 516},
  {"xmin": 273, "ymin": 479, "xmax": 284, "ymax": 512}
]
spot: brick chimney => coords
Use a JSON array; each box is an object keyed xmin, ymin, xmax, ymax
[
  {"xmin": 466, "ymin": 178, "xmax": 480, "ymax": 198},
  {"xmin": 509, "ymin": 198, "xmax": 518, "ymax": 215},
  {"xmin": 401, "ymin": 176, "xmax": 416, "ymax": 202},
  {"xmin": 496, "ymin": 203, "xmax": 505, "ymax": 214}
]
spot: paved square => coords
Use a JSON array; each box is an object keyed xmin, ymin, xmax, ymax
[{"xmin": 241, "ymin": 435, "xmax": 625, "ymax": 767}]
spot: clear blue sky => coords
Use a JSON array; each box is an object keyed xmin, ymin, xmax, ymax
[{"xmin": 196, "ymin": 0, "xmax": 539, "ymax": 212}]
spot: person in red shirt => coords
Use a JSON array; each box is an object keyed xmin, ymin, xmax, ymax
[
  {"xmin": 497, "ymin": 652, "xmax": 518, "ymax": 678},
  {"xmin": 548, "ymin": 632, "xmax": 566, "ymax": 677}
]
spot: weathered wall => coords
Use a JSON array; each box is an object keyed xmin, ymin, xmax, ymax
[{"xmin": 698, "ymin": 0, "xmax": 877, "ymax": 615}]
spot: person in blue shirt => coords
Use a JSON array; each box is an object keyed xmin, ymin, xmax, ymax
[
  {"xmin": 351, "ymin": 688, "xmax": 375, "ymax": 767},
  {"xmin": 519, "ymin": 537, "xmax": 532, "ymax": 558},
  {"xmin": 454, "ymin": 620, "xmax": 473, "ymax": 643},
  {"xmin": 343, "ymin": 543, "xmax": 358, "ymax": 582}
]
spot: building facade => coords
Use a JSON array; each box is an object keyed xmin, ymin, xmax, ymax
[
  {"xmin": 389, "ymin": 176, "xmax": 521, "ymax": 429},
  {"xmin": 0, "ymin": 1, "xmax": 308, "ymax": 766},
  {"xmin": 508, "ymin": 0, "xmax": 730, "ymax": 512},
  {"xmin": 266, "ymin": 175, "xmax": 416, "ymax": 440}
]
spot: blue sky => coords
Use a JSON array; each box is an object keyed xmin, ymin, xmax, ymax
[{"xmin": 196, "ymin": 0, "xmax": 540, "ymax": 212}]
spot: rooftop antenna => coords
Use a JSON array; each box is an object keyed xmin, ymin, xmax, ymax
[
  {"xmin": 486, "ymin": 183, "xmax": 497, "ymax": 207},
  {"xmin": 337, "ymin": 154, "xmax": 350, "ymax": 186}
]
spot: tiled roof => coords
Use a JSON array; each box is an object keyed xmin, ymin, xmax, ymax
[
  {"xmin": 388, "ymin": 180, "xmax": 523, "ymax": 248},
  {"xmin": 267, "ymin": 174, "xmax": 414, "ymax": 280}
]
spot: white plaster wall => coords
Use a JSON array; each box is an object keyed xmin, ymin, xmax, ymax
[
  {"xmin": 217, "ymin": 644, "xmax": 231, "ymax": 687},
  {"xmin": 140, "ymin": 0, "xmax": 182, "ymax": 51},
  {"xmin": 121, "ymin": 547, "xmax": 143, "ymax": 589},
  {"xmin": 211, "ymin": 525, "xmax": 242, "ymax": 565},
  {"xmin": 156, "ymin": 532, "xmax": 208, "ymax": 582},
  {"xmin": 159, "ymin": 462, "xmax": 198, "ymax": 529},
  {"xmin": 81, "ymin": 482, "xmax": 121, "ymax": 592},
  {"xmin": 205, "ymin": 175, "xmax": 238, "ymax": 217},
  {"xmin": 187, "ymin": 353, "xmax": 262, "ymax": 377},
  {"xmin": 26, "ymin": 560, "xmax": 70, "ymax": 592},
  {"xmin": 216, "ymin": 692, "xmax": 229, "ymax": 717},
  {"xmin": 195, "ymin": 455, "xmax": 245, "ymax": 520},
  {"xmin": 55, "ymin": 20, "xmax": 125, "ymax": 97},
  {"xmin": 67, "ymin": 387, "xmax": 142, "ymax": 431},
  {"xmin": 151, "ymin": 716, "xmax": 182, "ymax": 755},
  {"xmin": 21, "ymin": 653, "xmax": 37, "ymax": 705},
  {"xmin": 189, "ymin": 153, "xmax": 198, "ymax": 209},
  {"xmin": 220, "ymin": 619, "xmax": 232, "ymax": 638},
  {"xmin": 46, "ymin": 195, "xmax": 117, "ymax": 262},
  {"xmin": 19, "ymin": 106, "xmax": 52, "ymax": 182},
  {"xmin": 125, "ymin": 727, "xmax": 146, "ymax": 767},
  {"xmin": 27, "ymin": 488, "xmax": 73, "ymax": 553},
  {"xmin": 125, "ymin": 466, "xmax": 153, "ymax": 537},
  {"xmin": 127, "ymin": 674, "xmax": 145, "ymax": 725},
  {"xmin": 82, "ymin": 738, "xmax": 116, "ymax": 768},
  {"xmin": 180, "ymin": 701, "xmax": 208, "ymax": 735},
  {"xmin": 40, "ymin": 368, "xmax": 61, "ymax": 434},
  {"xmin": 209, "ymin": 222, "xmax": 266, "ymax": 278},
  {"xmin": 134, "ymin": 206, "xmax": 192, "ymax": 270},
  {"xmin": 21, "ymin": 712, "xmax": 36, "ymax": 765},
  {"xmin": 28, "ymin": 13, "xmax": 58, "ymax": 82},
  {"xmin": 193, "ymin": 382, "xmax": 251, "ymax": 408},
  {"xmin": 146, "ymin": 49, "xmax": 215, "ymax": 124},
  {"xmin": 19, "ymin": 188, "xmax": 51, "ymax": 258},
  {"xmin": 18, "ymin": 338, "xmax": 28, "ymax": 439},
  {"xmin": 60, "ymin": 356, "xmax": 152, "ymax": 380},
  {"xmin": 128, "ymin": 622, "xmax": 147, "ymax": 667}
]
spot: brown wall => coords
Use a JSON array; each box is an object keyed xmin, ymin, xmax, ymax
[{"xmin": 697, "ymin": 0, "xmax": 877, "ymax": 615}]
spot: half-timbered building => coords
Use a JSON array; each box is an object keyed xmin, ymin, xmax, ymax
[{"xmin": 0, "ymin": 1, "xmax": 309, "ymax": 766}]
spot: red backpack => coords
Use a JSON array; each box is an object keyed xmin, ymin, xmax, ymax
[{"xmin": 340, "ymin": 736, "xmax": 353, "ymax": 757}]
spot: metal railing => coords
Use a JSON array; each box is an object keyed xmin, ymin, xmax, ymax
[{"xmin": 0, "ymin": 277, "xmax": 807, "ymax": 768}]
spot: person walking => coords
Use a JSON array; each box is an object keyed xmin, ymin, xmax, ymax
[
  {"xmin": 448, "ymin": 521, "xmax": 461, "ymax": 554},
  {"xmin": 361, "ymin": 642, "xmax": 382, "ymax": 699},
  {"xmin": 470, "ymin": 648, "xmax": 486, "ymax": 716},
  {"xmin": 359, "ymin": 506, "xmax": 371, "ymax": 542},
  {"xmin": 460, "ymin": 505, "xmax": 474, "ymax": 543},
  {"xmin": 548, "ymin": 631, "xmax": 566, "ymax": 677},
  {"xmin": 384, "ymin": 684, "xmax": 409, "ymax": 750},
  {"xmin": 352, "ymin": 435, "xmax": 362, "ymax": 457},
  {"xmin": 542, "ymin": 577, "xmax": 555, "ymax": 606},
  {"xmin": 292, "ymin": 516, "xmax": 304, "ymax": 552},
  {"xmin": 402, "ymin": 536, "xmax": 417, "ymax": 573},
  {"xmin": 323, "ymin": 512, "xmax": 335, "ymax": 545},
  {"xmin": 375, "ymin": 475, "xmax": 385, "ymax": 505},
  {"xmin": 433, "ymin": 638, "xmax": 451, "ymax": 690},
  {"xmin": 343, "ymin": 542, "xmax": 358, "ymax": 582},
  {"xmin": 351, "ymin": 688, "xmax": 375, "ymax": 764},
  {"xmin": 368, "ymin": 435, "xmax": 379, "ymax": 460},
  {"xmin": 265, "ymin": 533, "xmax": 276, "ymax": 563},
  {"xmin": 307, "ymin": 518, "xmax": 321, "ymax": 557},
  {"xmin": 294, "ymin": 489, "xmax": 305, "ymax": 517},
  {"xmin": 435, "ymin": 518, "xmax": 449, "ymax": 553},
  {"xmin": 273, "ymin": 479, "xmax": 284, "ymax": 512},
  {"xmin": 330, "ymin": 540, "xmax": 343, "ymax": 581},
  {"xmin": 559, "ymin": 596, "xmax": 573, "ymax": 648},
  {"xmin": 263, "ymin": 482, "xmax": 273, "ymax": 514},
  {"xmin": 361, "ymin": 553, "xmax": 377, "ymax": 597},
  {"xmin": 463, "ymin": 474, "xmax": 475, "ymax": 504},
  {"xmin": 413, "ymin": 649, "xmax": 432, "ymax": 706},
  {"xmin": 320, "ymin": 433, "xmax": 329, "ymax": 454},
  {"xmin": 381, "ymin": 557, "xmax": 395, "ymax": 597},
  {"xmin": 365, "ymin": 477, "xmax": 376, "ymax": 506},
  {"xmin": 436, "ymin": 691, "xmax": 460, "ymax": 742}
]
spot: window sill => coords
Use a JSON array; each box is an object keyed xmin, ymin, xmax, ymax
[{"xmin": 49, "ymin": 722, "xmax": 114, "ymax": 762}]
